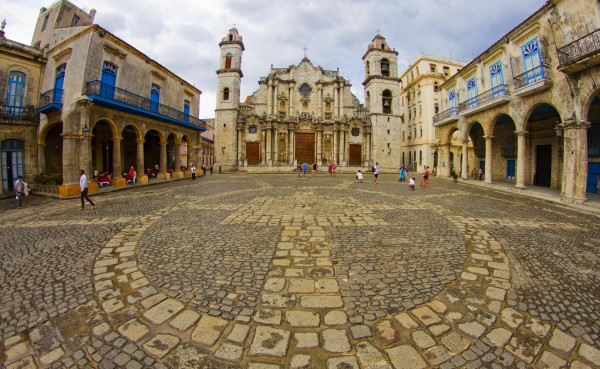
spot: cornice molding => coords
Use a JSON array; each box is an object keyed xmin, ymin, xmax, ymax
[{"xmin": 103, "ymin": 44, "xmax": 127, "ymax": 59}]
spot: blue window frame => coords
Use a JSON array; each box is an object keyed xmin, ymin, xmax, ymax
[
  {"xmin": 54, "ymin": 64, "xmax": 66, "ymax": 103},
  {"xmin": 507, "ymin": 160, "xmax": 515, "ymax": 180},
  {"xmin": 466, "ymin": 77, "xmax": 478, "ymax": 108},
  {"xmin": 183, "ymin": 100, "xmax": 190, "ymax": 123},
  {"xmin": 521, "ymin": 38, "xmax": 543, "ymax": 84},
  {"xmin": 448, "ymin": 89, "xmax": 457, "ymax": 115},
  {"xmin": 490, "ymin": 61, "xmax": 505, "ymax": 97},
  {"xmin": 1, "ymin": 139, "xmax": 25, "ymax": 192},
  {"xmin": 101, "ymin": 61, "xmax": 118, "ymax": 98},
  {"xmin": 6, "ymin": 71, "xmax": 27, "ymax": 107},
  {"xmin": 150, "ymin": 84, "xmax": 160, "ymax": 112}
]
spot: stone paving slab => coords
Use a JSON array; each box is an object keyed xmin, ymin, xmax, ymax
[{"xmin": 1, "ymin": 174, "xmax": 599, "ymax": 369}]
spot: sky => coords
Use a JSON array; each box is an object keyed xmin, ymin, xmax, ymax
[{"xmin": 1, "ymin": 0, "xmax": 547, "ymax": 119}]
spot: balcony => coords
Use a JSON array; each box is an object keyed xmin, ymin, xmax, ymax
[
  {"xmin": 1, "ymin": 105, "xmax": 39, "ymax": 121},
  {"xmin": 501, "ymin": 147, "xmax": 517, "ymax": 157},
  {"xmin": 85, "ymin": 80, "xmax": 206, "ymax": 131},
  {"xmin": 38, "ymin": 89, "xmax": 63, "ymax": 114},
  {"xmin": 558, "ymin": 28, "xmax": 600, "ymax": 73},
  {"xmin": 432, "ymin": 107, "xmax": 459, "ymax": 126},
  {"xmin": 513, "ymin": 65, "xmax": 553, "ymax": 97},
  {"xmin": 458, "ymin": 85, "xmax": 511, "ymax": 116}
]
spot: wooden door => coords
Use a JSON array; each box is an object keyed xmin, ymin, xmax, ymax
[
  {"xmin": 246, "ymin": 142, "xmax": 260, "ymax": 165},
  {"xmin": 349, "ymin": 144, "xmax": 362, "ymax": 166},
  {"xmin": 535, "ymin": 145, "xmax": 551, "ymax": 187},
  {"xmin": 295, "ymin": 133, "xmax": 315, "ymax": 165}
]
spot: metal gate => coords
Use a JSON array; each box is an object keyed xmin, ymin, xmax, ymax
[{"xmin": 295, "ymin": 133, "xmax": 315, "ymax": 165}]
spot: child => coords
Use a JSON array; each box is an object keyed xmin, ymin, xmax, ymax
[
  {"xmin": 356, "ymin": 169, "xmax": 364, "ymax": 183},
  {"xmin": 409, "ymin": 177, "xmax": 416, "ymax": 190}
]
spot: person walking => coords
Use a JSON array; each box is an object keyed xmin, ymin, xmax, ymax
[
  {"xmin": 201, "ymin": 164, "xmax": 206, "ymax": 176},
  {"xmin": 23, "ymin": 177, "xmax": 30, "ymax": 207},
  {"xmin": 312, "ymin": 162, "xmax": 318, "ymax": 177},
  {"xmin": 191, "ymin": 164, "xmax": 196, "ymax": 180},
  {"xmin": 79, "ymin": 169, "xmax": 95, "ymax": 210},
  {"xmin": 128, "ymin": 166, "xmax": 135, "ymax": 185},
  {"xmin": 14, "ymin": 175, "xmax": 25, "ymax": 209},
  {"xmin": 399, "ymin": 163, "xmax": 407, "ymax": 182},
  {"xmin": 373, "ymin": 162, "xmax": 379, "ymax": 185},
  {"xmin": 303, "ymin": 162, "xmax": 308, "ymax": 177},
  {"xmin": 297, "ymin": 163, "xmax": 302, "ymax": 177}
]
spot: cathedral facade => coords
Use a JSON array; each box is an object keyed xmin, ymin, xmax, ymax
[{"xmin": 214, "ymin": 29, "xmax": 402, "ymax": 172}]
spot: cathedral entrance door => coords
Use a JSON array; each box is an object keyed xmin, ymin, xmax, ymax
[
  {"xmin": 349, "ymin": 144, "xmax": 362, "ymax": 166},
  {"xmin": 295, "ymin": 133, "xmax": 315, "ymax": 164},
  {"xmin": 246, "ymin": 142, "xmax": 260, "ymax": 165}
]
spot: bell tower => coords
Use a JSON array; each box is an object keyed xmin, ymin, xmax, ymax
[
  {"xmin": 362, "ymin": 34, "xmax": 402, "ymax": 169},
  {"xmin": 215, "ymin": 27, "xmax": 244, "ymax": 171}
]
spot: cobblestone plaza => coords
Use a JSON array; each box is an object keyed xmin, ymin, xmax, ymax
[{"xmin": 1, "ymin": 174, "xmax": 599, "ymax": 368}]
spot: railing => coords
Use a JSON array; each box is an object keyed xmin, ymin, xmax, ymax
[
  {"xmin": 0, "ymin": 105, "xmax": 38, "ymax": 120},
  {"xmin": 85, "ymin": 80, "xmax": 206, "ymax": 129},
  {"xmin": 458, "ymin": 85, "xmax": 509, "ymax": 111},
  {"xmin": 513, "ymin": 64, "xmax": 550, "ymax": 90},
  {"xmin": 433, "ymin": 107, "xmax": 459, "ymax": 125},
  {"xmin": 39, "ymin": 88, "xmax": 63, "ymax": 107},
  {"xmin": 558, "ymin": 28, "xmax": 600, "ymax": 66},
  {"xmin": 501, "ymin": 147, "xmax": 517, "ymax": 157}
]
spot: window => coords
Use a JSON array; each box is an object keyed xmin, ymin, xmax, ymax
[
  {"xmin": 434, "ymin": 82, "xmax": 439, "ymax": 92},
  {"xmin": 183, "ymin": 100, "xmax": 190, "ymax": 123},
  {"xmin": 521, "ymin": 38, "xmax": 543, "ymax": 84},
  {"xmin": 248, "ymin": 125, "xmax": 257, "ymax": 134},
  {"xmin": 223, "ymin": 88, "xmax": 230, "ymax": 101},
  {"xmin": 448, "ymin": 89, "xmax": 457, "ymax": 114},
  {"xmin": 380, "ymin": 59, "xmax": 390, "ymax": 77},
  {"xmin": 467, "ymin": 77, "xmax": 478, "ymax": 107},
  {"xmin": 53, "ymin": 64, "xmax": 66, "ymax": 103},
  {"xmin": 42, "ymin": 14, "xmax": 50, "ymax": 31},
  {"xmin": 443, "ymin": 66, "xmax": 450, "ymax": 76},
  {"xmin": 366, "ymin": 61, "xmax": 370, "ymax": 76},
  {"xmin": 225, "ymin": 54, "xmax": 232, "ymax": 69},
  {"xmin": 71, "ymin": 15, "xmax": 80, "ymax": 27},
  {"xmin": 299, "ymin": 83, "xmax": 312, "ymax": 97},
  {"xmin": 434, "ymin": 103, "xmax": 439, "ymax": 114},
  {"xmin": 101, "ymin": 61, "xmax": 117, "ymax": 98},
  {"xmin": 6, "ymin": 71, "xmax": 27, "ymax": 108},
  {"xmin": 279, "ymin": 100, "xmax": 285, "ymax": 112},
  {"xmin": 351, "ymin": 128, "xmax": 360, "ymax": 137},
  {"xmin": 430, "ymin": 64, "xmax": 437, "ymax": 73},
  {"xmin": 490, "ymin": 61, "xmax": 505, "ymax": 97},
  {"xmin": 420, "ymin": 127, "xmax": 422, "ymax": 137},
  {"xmin": 150, "ymin": 84, "xmax": 160, "ymax": 112},
  {"xmin": 588, "ymin": 126, "xmax": 600, "ymax": 157}
]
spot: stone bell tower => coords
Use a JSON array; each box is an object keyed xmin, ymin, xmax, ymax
[
  {"xmin": 215, "ymin": 27, "xmax": 244, "ymax": 172},
  {"xmin": 363, "ymin": 34, "xmax": 402, "ymax": 170}
]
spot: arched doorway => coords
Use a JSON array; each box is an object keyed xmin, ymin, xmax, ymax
[
  {"xmin": 91, "ymin": 120, "xmax": 114, "ymax": 175},
  {"xmin": 467, "ymin": 123, "xmax": 485, "ymax": 179},
  {"xmin": 491, "ymin": 114, "xmax": 517, "ymax": 182},
  {"xmin": 449, "ymin": 129, "xmax": 462, "ymax": 175},
  {"xmin": 167, "ymin": 134, "xmax": 177, "ymax": 171},
  {"xmin": 1, "ymin": 139, "xmax": 25, "ymax": 191},
  {"xmin": 44, "ymin": 123, "xmax": 63, "ymax": 175},
  {"xmin": 144, "ymin": 130, "xmax": 161, "ymax": 175},
  {"xmin": 586, "ymin": 93, "xmax": 600, "ymax": 194},
  {"xmin": 525, "ymin": 103, "xmax": 561, "ymax": 188},
  {"xmin": 122, "ymin": 125, "xmax": 138, "ymax": 171}
]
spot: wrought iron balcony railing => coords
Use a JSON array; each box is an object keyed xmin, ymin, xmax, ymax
[
  {"xmin": 39, "ymin": 89, "xmax": 63, "ymax": 108},
  {"xmin": 513, "ymin": 64, "xmax": 551, "ymax": 90},
  {"xmin": 85, "ymin": 80, "xmax": 206, "ymax": 129},
  {"xmin": 433, "ymin": 107, "xmax": 459, "ymax": 125},
  {"xmin": 558, "ymin": 28, "xmax": 600, "ymax": 66},
  {"xmin": 501, "ymin": 147, "xmax": 517, "ymax": 157},
  {"xmin": 0, "ymin": 105, "xmax": 39, "ymax": 121},
  {"xmin": 458, "ymin": 84, "xmax": 509, "ymax": 111}
]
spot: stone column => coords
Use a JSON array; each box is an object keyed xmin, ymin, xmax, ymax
[
  {"xmin": 237, "ymin": 127, "xmax": 243, "ymax": 166},
  {"xmin": 174, "ymin": 143, "xmax": 182, "ymax": 176},
  {"xmin": 267, "ymin": 81, "xmax": 273, "ymax": 116},
  {"xmin": 136, "ymin": 140, "xmax": 145, "ymax": 181},
  {"xmin": 288, "ymin": 129, "xmax": 294, "ymax": 164},
  {"xmin": 484, "ymin": 135, "xmax": 493, "ymax": 184},
  {"xmin": 159, "ymin": 142, "xmax": 167, "ymax": 176},
  {"xmin": 77, "ymin": 100, "xmax": 92, "ymax": 177},
  {"xmin": 366, "ymin": 131, "xmax": 371, "ymax": 166},
  {"xmin": 442, "ymin": 143, "xmax": 451, "ymax": 177},
  {"xmin": 112, "ymin": 138, "xmax": 122, "ymax": 178},
  {"xmin": 38, "ymin": 143, "xmax": 46, "ymax": 175},
  {"xmin": 274, "ymin": 130, "xmax": 280, "ymax": 164},
  {"xmin": 261, "ymin": 129, "xmax": 266, "ymax": 165},
  {"xmin": 332, "ymin": 127, "xmax": 338, "ymax": 164},
  {"xmin": 461, "ymin": 140, "xmax": 469, "ymax": 179},
  {"xmin": 340, "ymin": 129, "xmax": 347, "ymax": 166},
  {"xmin": 515, "ymin": 130, "xmax": 527, "ymax": 189},
  {"xmin": 562, "ymin": 118, "xmax": 589, "ymax": 203},
  {"xmin": 266, "ymin": 125, "xmax": 273, "ymax": 165}
]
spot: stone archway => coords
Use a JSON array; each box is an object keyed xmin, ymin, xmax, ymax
[
  {"xmin": 524, "ymin": 103, "xmax": 562, "ymax": 188},
  {"xmin": 40, "ymin": 123, "xmax": 63, "ymax": 176},
  {"xmin": 585, "ymin": 92, "xmax": 600, "ymax": 194},
  {"xmin": 491, "ymin": 114, "xmax": 517, "ymax": 183}
]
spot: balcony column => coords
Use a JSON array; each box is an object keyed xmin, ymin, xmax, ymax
[
  {"xmin": 159, "ymin": 142, "xmax": 167, "ymax": 178},
  {"xmin": 515, "ymin": 130, "xmax": 527, "ymax": 189},
  {"xmin": 112, "ymin": 138, "xmax": 122, "ymax": 179},
  {"xmin": 136, "ymin": 140, "xmax": 145, "ymax": 182},
  {"xmin": 562, "ymin": 118, "xmax": 590, "ymax": 203},
  {"xmin": 461, "ymin": 140, "xmax": 469, "ymax": 179},
  {"xmin": 484, "ymin": 135, "xmax": 493, "ymax": 184}
]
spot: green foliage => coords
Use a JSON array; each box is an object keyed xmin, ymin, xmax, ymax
[{"xmin": 32, "ymin": 173, "xmax": 63, "ymax": 185}]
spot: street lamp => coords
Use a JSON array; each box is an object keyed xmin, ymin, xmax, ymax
[{"xmin": 554, "ymin": 120, "xmax": 563, "ymax": 137}]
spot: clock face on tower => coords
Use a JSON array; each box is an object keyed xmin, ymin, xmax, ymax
[{"xmin": 299, "ymin": 83, "xmax": 312, "ymax": 97}]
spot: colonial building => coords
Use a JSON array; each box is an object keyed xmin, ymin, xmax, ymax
[
  {"xmin": 201, "ymin": 118, "xmax": 215, "ymax": 170},
  {"xmin": 433, "ymin": 0, "xmax": 600, "ymax": 201},
  {"xmin": 214, "ymin": 30, "xmax": 403, "ymax": 172},
  {"xmin": 398, "ymin": 55, "xmax": 465, "ymax": 171},
  {"xmin": 0, "ymin": 23, "xmax": 45, "ymax": 194},
  {"xmin": 34, "ymin": 0, "xmax": 206, "ymax": 195}
]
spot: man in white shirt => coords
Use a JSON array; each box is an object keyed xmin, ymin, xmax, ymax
[
  {"xmin": 373, "ymin": 162, "xmax": 380, "ymax": 185},
  {"xmin": 15, "ymin": 175, "xmax": 25, "ymax": 209},
  {"xmin": 80, "ymin": 169, "xmax": 95, "ymax": 210},
  {"xmin": 191, "ymin": 165, "xmax": 196, "ymax": 180}
]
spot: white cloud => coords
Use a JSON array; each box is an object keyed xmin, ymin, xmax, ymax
[{"xmin": 0, "ymin": 0, "xmax": 547, "ymax": 119}]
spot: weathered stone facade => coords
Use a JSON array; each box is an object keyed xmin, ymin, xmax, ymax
[
  {"xmin": 215, "ymin": 31, "xmax": 404, "ymax": 172},
  {"xmin": 433, "ymin": 0, "xmax": 600, "ymax": 202},
  {"xmin": 0, "ymin": 28, "xmax": 44, "ymax": 193}
]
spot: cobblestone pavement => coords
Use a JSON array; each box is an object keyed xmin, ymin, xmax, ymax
[{"xmin": 1, "ymin": 174, "xmax": 599, "ymax": 369}]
